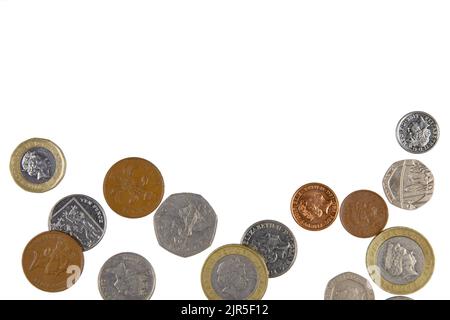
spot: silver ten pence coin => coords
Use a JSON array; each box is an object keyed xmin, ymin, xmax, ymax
[
  {"xmin": 324, "ymin": 272, "xmax": 375, "ymax": 300},
  {"xmin": 241, "ymin": 220, "xmax": 297, "ymax": 278},
  {"xmin": 383, "ymin": 159, "xmax": 434, "ymax": 210},
  {"xmin": 154, "ymin": 193, "xmax": 217, "ymax": 257},
  {"xmin": 396, "ymin": 111, "xmax": 439, "ymax": 154},
  {"xmin": 98, "ymin": 252, "xmax": 156, "ymax": 300},
  {"xmin": 49, "ymin": 194, "xmax": 106, "ymax": 251}
]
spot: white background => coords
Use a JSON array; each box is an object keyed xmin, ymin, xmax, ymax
[{"xmin": 0, "ymin": 1, "xmax": 449, "ymax": 300}]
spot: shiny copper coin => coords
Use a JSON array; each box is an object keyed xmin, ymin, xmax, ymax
[
  {"xmin": 340, "ymin": 190, "xmax": 388, "ymax": 238},
  {"xmin": 291, "ymin": 182, "xmax": 339, "ymax": 231},
  {"xmin": 22, "ymin": 231, "xmax": 84, "ymax": 292},
  {"xmin": 103, "ymin": 157, "xmax": 164, "ymax": 218}
]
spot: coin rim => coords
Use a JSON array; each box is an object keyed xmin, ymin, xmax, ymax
[
  {"xmin": 290, "ymin": 182, "xmax": 339, "ymax": 231},
  {"xmin": 201, "ymin": 244, "xmax": 269, "ymax": 300},
  {"xmin": 103, "ymin": 157, "xmax": 165, "ymax": 218},
  {"xmin": 241, "ymin": 219, "xmax": 297, "ymax": 278},
  {"xmin": 98, "ymin": 251, "xmax": 156, "ymax": 300},
  {"xmin": 10, "ymin": 138, "xmax": 66, "ymax": 193},
  {"xmin": 48, "ymin": 194, "xmax": 107, "ymax": 251},
  {"xmin": 395, "ymin": 111, "xmax": 440, "ymax": 154},
  {"xmin": 324, "ymin": 271, "xmax": 375, "ymax": 300},
  {"xmin": 366, "ymin": 226, "xmax": 434, "ymax": 295},
  {"xmin": 22, "ymin": 230, "xmax": 84, "ymax": 292}
]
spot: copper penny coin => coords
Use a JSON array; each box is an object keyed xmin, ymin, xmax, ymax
[
  {"xmin": 22, "ymin": 231, "xmax": 84, "ymax": 292},
  {"xmin": 291, "ymin": 182, "xmax": 339, "ymax": 231},
  {"xmin": 340, "ymin": 190, "xmax": 388, "ymax": 238},
  {"xmin": 103, "ymin": 157, "xmax": 164, "ymax": 218}
]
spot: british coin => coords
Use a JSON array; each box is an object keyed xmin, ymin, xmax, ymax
[
  {"xmin": 383, "ymin": 159, "xmax": 434, "ymax": 210},
  {"xmin": 366, "ymin": 227, "xmax": 434, "ymax": 295},
  {"xmin": 201, "ymin": 244, "xmax": 268, "ymax": 300},
  {"xmin": 49, "ymin": 194, "xmax": 107, "ymax": 251},
  {"xmin": 22, "ymin": 231, "xmax": 84, "ymax": 292},
  {"xmin": 324, "ymin": 272, "xmax": 375, "ymax": 300},
  {"xmin": 103, "ymin": 157, "xmax": 164, "ymax": 218},
  {"xmin": 290, "ymin": 182, "xmax": 339, "ymax": 231},
  {"xmin": 241, "ymin": 220, "xmax": 297, "ymax": 278},
  {"xmin": 154, "ymin": 193, "xmax": 217, "ymax": 257},
  {"xmin": 10, "ymin": 138, "xmax": 66, "ymax": 193},
  {"xmin": 396, "ymin": 111, "xmax": 439, "ymax": 154},
  {"xmin": 340, "ymin": 190, "xmax": 388, "ymax": 238},
  {"xmin": 387, "ymin": 296, "xmax": 413, "ymax": 300},
  {"xmin": 98, "ymin": 252, "xmax": 156, "ymax": 300}
]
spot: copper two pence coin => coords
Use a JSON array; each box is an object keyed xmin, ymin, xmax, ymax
[
  {"xmin": 103, "ymin": 157, "xmax": 164, "ymax": 218},
  {"xmin": 291, "ymin": 183, "xmax": 339, "ymax": 231},
  {"xmin": 340, "ymin": 190, "xmax": 388, "ymax": 238},
  {"xmin": 22, "ymin": 231, "xmax": 84, "ymax": 292}
]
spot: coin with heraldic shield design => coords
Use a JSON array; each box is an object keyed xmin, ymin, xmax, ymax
[
  {"xmin": 98, "ymin": 252, "xmax": 156, "ymax": 300},
  {"xmin": 22, "ymin": 231, "xmax": 84, "ymax": 292},
  {"xmin": 154, "ymin": 193, "xmax": 217, "ymax": 257},
  {"xmin": 324, "ymin": 272, "xmax": 375, "ymax": 300},
  {"xmin": 10, "ymin": 138, "xmax": 66, "ymax": 193},
  {"xmin": 396, "ymin": 111, "xmax": 439, "ymax": 154},
  {"xmin": 340, "ymin": 190, "xmax": 388, "ymax": 238},
  {"xmin": 241, "ymin": 220, "xmax": 297, "ymax": 278},
  {"xmin": 291, "ymin": 183, "xmax": 339, "ymax": 231},
  {"xmin": 201, "ymin": 244, "xmax": 268, "ymax": 300},
  {"xmin": 49, "ymin": 194, "xmax": 107, "ymax": 251},
  {"xmin": 103, "ymin": 157, "xmax": 164, "ymax": 218},
  {"xmin": 366, "ymin": 227, "xmax": 434, "ymax": 295},
  {"xmin": 383, "ymin": 159, "xmax": 434, "ymax": 210}
]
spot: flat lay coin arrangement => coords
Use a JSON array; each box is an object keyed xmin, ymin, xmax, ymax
[{"xmin": 12, "ymin": 110, "xmax": 438, "ymax": 300}]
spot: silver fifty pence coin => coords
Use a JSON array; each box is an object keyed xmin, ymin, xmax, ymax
[
  {"xmin": 154, "ymin": 193, "xmax": 218, "ymax": 257},
  {"xmin": 324, "ymin": 272, "xmax": 375, "ymax": 300},
  {"xmin": 396, "ymin": 111, "xmax": 439, "ymax": 154},
  {"xmin": 49, "ymin": 194, "xmax": 106, "ymax": 251},
  {"xmin": 98, "ymin": 252, "xmax": 156, "ymax": 300},
  {"xmin": 241, "ymin": 220, "xmax": 297, "ymax": 278}
]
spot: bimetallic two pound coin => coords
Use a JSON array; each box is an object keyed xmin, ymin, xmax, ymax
[
  {"xmin": 22, "ymin": 231, "xmax": 84, "ymax": 292},
  {"xmin": 291, "ymin": 183, "xmax": 339, "ymax": 231},
  {"xmin": 324, "ymin": 272, "xmax": 375, "ymax": 300},
  {"xmin": 201, "ymin": 244, "xmax": 268, "ymax": 300},
  {"xmin": 103, "ymin": 157, "xmax": 164, "ymax": 218},
  {"xmin": 366, "ymin": 227, "xmax": 434, "ymax": 295},
  {"xmin": 396, "ymin": 111, "xmax": 439, "ymax": 154},
  {"xmin": 10, "ymin": 138, "xmax": 66, "ymax": 193}
]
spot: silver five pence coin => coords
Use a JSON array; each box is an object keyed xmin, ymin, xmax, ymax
[{"xmin": 396, "ymin": 111, "xmax": 439, "ymax": 154}]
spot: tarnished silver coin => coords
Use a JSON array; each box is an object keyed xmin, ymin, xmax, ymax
[
  {"xmin": 324, "ymin": 272, "xmax": 375, "ymax": 300},
  {"xmin": 387, "ymin": 296, "xmax": 414, "ymax": 300},
  {"xmin": 154, "ymin": 193, "xmax": 217, "ymax": 257},
  {"xmin": 98, "ymin": 252, "xmax": 156, "ymax": 300},
  {"xmin": 49, "ymin": 194, "xmax": 106, "ymax": 251},
  {"xmin": 383, "ymin": 159, "xmax": 434, "ymax": 210},
  {"xmin": 396, "ymin": 111, "xmax": 439, "ymax": 154},
  {"xmin": 241, "ymin": 220, "xmax": 297, "ymax": 278}
]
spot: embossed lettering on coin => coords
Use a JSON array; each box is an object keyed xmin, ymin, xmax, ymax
[
  {"xmin": 241, "ymin": 220, "xmax": 297, "ymax": 278},
  {"xmin": 154, "ymin": 193, "xmax": 217, "ymax": 257},
  {"xmin": 396, "ymin": 111, "xmax": 439, "ymax": 154},
  {"xmin": 49, "ymin": 194, "xmax": 107, "ymax": 251},
  {"xmin": 383, "ymin": 159, "xmax": 434, "ymax": 210},
  {"xmin": 98, "ymin": 252, "xmax": 156, "ymax": 300},
  {"xmin": 324, "ymin": 272, "xmax": 375, "ymax": 300},
  {"xmin": 22, "ymin": 231, "xmax": 84, "ymax": 292}
]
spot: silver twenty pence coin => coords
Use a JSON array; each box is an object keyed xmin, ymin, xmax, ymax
[
  {"xmin": 49, "ymin": 194, "xmax": 107, "ymax": 251},
  {"xmin": 396, "ymin": 111, "xmax": 439, "ymax": 154},
  {"xmin": 154, "ymin": 193, "xmax": 218, "ymax": 257},
  {"xmin": 383, "ymin": 159, "xmax": 434, "ymax": 210},
  {"xmin": 98, "ymin": 252, "xmax": 156, "ymax": 300},
  {"xmin": 324, "ymin": 272, "xmax": 375, "ymax": 300},
  {"xmin": 241, "ymin": 220, "xmax": 297, "ymax": 278}
]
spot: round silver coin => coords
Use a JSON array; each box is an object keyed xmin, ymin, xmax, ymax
[
  {"xmin": 98, "ymin": 252, "xmax": 156, "ymax": 300},
  {"xmin": 49, "ymin": 194, "xmax": 107, "ymax": 251},
  {"xmin": 154, "ymin": 193, "xmax": 218, "ymax": 257},
  {"xmin": 387, "ymin": 296, "xmax": 414, "ymax": 300},
  {"xmin": 21, "ymin": 147, "xmax": 57, "ymax": 184},
  {"xmin": 241, "ymin": 220, "xmax": 297, "ymax": 278},
  {"xmin": 396, "ymin": 111, "xmax": 439, "ymax": 154},
  {"xmin": 324, "ymin": 272, "xmax": 375, "ymax": 300},
  {"xmin": 383, "ymin": 159, "xmax": 434, "ymax": 210}
]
